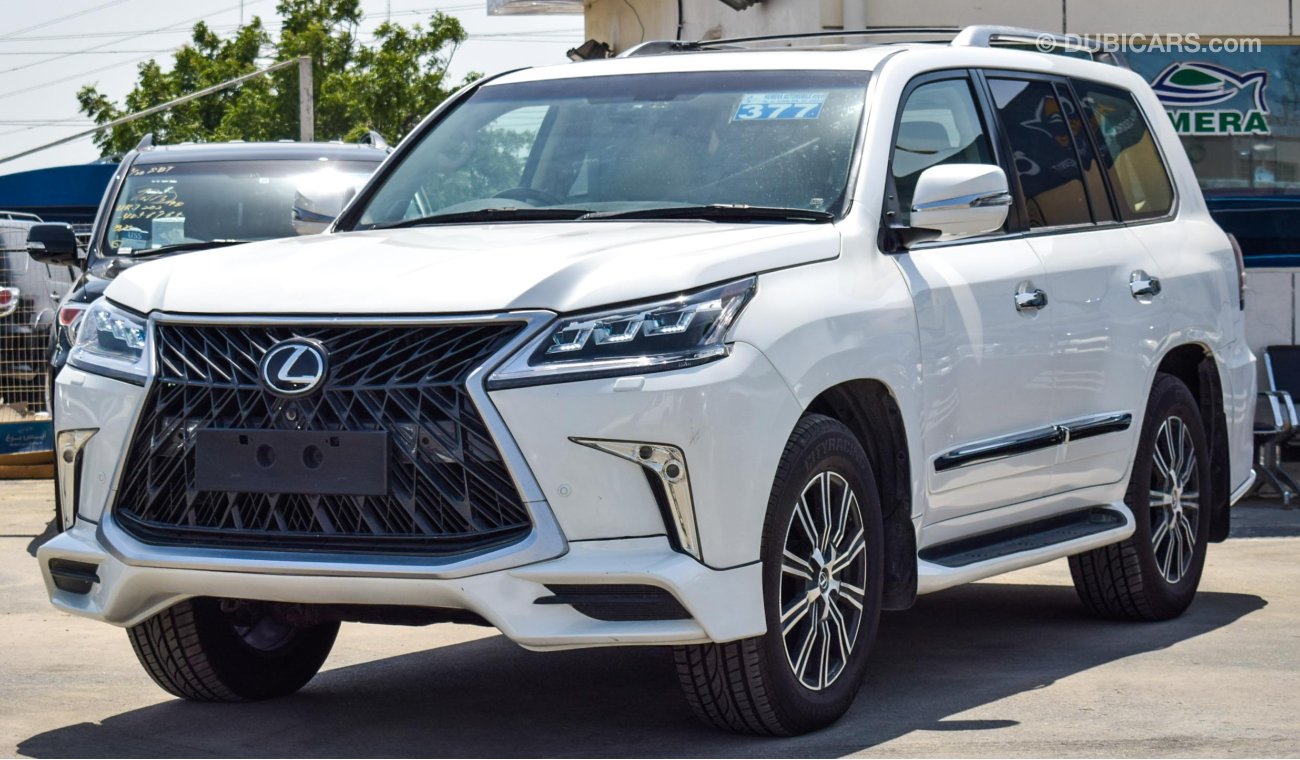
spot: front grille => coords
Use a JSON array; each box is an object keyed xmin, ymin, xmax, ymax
[{"xmin": 113, "ymin": 320, "xmax": 532, "ymax": 554}]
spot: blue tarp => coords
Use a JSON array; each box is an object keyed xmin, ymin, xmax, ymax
[{"xmin": 0, "ymin": 162, "xmax": 116, "ymax": 225}]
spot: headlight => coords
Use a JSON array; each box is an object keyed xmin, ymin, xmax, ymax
[
  {"xmin": 66, "ymin": 299, "xmax": 149, "ymax": 383},
  {"xmin": 488, "ymin": 277, "xmax": 756, "ymax": 389}
]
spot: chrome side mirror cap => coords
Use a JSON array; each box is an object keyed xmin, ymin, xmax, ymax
[{"xmin": 906, "ymin": 164, "xmax": 1012, "ymax": 246}]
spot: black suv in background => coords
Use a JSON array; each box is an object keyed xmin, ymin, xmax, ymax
[
  {"xmin": 26, "ymin": 136, "xmax": 387, "ymax": 529},
  {"xmin": 27, "ymin": 136, "xmax": 388, "ymax": 377}
]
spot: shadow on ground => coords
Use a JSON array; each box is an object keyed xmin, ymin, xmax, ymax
[
  {"xmin": 24, "ymin": 517, "xmax": 57, "ymax": 557},
  {"xmin": 17, "ymin": 582, "xmax": 1266, "ymax": 758},
  {"xmin": 1229, "ymin": 501, "xmax": 1300, "ymax": 537}
]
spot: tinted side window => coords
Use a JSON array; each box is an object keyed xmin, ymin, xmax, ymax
[
  {"xmin": 989, "ymin": 78, "xmax": 1091, "ymax": 228},
  {"xmin": 1073, "ymin": 81, "xmax": 1175, "ymax": 221},
  {"xmin": 1055, "ymin": 83, "xmax": 1116, "ymax": 223},
  {"xmin": 890, "ymin": 78, "xmax": 995, "ymax": 226}
]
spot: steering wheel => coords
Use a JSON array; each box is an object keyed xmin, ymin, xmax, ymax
[{"xmin": 492, "ymin": 187, "xmax": 563, "ymax": 206}]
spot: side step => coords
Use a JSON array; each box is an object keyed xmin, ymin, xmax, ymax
[
  {"xmin": 916, "ymin": 504, "xmax": 1134, "ymax": 594},
  {"xmin": 920, "ymin": 507, "xmax": 1126, "ymax": 568}
]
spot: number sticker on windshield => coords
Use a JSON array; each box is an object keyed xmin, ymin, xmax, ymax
[{"xmin": 732, "ymin": 92, "xmax": 829, "ymax": 122}]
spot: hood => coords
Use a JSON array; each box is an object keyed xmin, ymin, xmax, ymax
[{"xmin": 105, "ymin": 221, "xmax": 840, "ymax": 315}]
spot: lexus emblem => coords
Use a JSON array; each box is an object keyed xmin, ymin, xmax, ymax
[{"xmin": 259, "ymin": 339, "xmax": 328, "ymax": 397}]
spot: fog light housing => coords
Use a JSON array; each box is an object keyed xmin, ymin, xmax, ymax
[
  {"xmin": 56, "ymin": 429, "xmax": 96, "ymax": 529},
  {"xmin": 571, "ymin": 438, "xmax": 701, "ymax": 559},
  {"xmin": 48, "ymin": 558, "xmax": 100, "ymax": 595}
]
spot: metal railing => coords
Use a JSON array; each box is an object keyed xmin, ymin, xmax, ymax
[{"xmin": 0, "ymin": 220, "xmax": 73, "ymax": 422}]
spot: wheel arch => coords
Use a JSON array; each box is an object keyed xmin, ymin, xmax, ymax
[
  {"xmin": 803, "ymin": 379, "xmax": 917, "ymax": 610},
  {"xmin": 1154, "ymin": 342, "xmax": 1231, "ymax": 542}
]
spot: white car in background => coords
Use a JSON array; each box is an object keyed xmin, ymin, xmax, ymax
[{"xmin": 40, "ymin": 27, "xmax": 1254, "ymax": 735}]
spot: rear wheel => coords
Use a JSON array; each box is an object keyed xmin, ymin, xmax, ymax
[
  {"xmin": 1069, "ymin": 374, "xmax": 1212, "ymax": 621},
  {"xmin": 128, "ymin": 598, "xmax": 338, "ymax": 701},
  {"xmin": 675, "ymin": 414, "xmax": 883, "ymax": 735}
]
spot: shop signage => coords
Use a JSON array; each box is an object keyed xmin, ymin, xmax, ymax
[{"xmin": 1149, "ymin": 61, "xmax": 1271, "ymax": 135}]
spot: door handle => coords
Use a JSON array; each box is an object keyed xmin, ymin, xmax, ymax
[
  {"xmin": 1015, "ymin": 288, "xmax": 1048, "ymax": 312},
  {"xmin": 1130, "ymin": 270, "xmax": 1162, "ymax": 299}
]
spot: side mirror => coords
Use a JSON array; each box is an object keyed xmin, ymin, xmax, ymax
[
  {"xmin": 904, "ymin": 164, "xmax": 1012, "ymax": 247},
  {"xmin": 26, "ymin": 223, "xmax": 81, "ymax": 266},
  {"xmin": 292, "ymin": 175, "xmax": 360, "ymax": 235}
]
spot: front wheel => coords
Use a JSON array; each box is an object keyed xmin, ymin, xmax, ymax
[
  {"xmin": 128, "ymin": 598, "xmax": 338, "ymax": 701},
  {"xmin": 1069, "ymin": 373, "xmax": 1212, "ymax": 621},
  {"xmin": 675, "ymin": 414, "xmax": 884, "ymax": 735}
]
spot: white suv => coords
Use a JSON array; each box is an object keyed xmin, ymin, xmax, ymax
[{"xmin": 40, "ymin": 28, "xmax": 1255, "ymax": 735}]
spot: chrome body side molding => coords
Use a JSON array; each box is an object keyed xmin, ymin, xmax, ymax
[{"xmin": 934, "ymin": 412, "xmax": 1133, "ymax": 473}]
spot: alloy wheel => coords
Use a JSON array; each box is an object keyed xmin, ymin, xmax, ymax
[
  {"xmin": 779, "ymin": 471, "xmax": 868, "ymax": 691},
  {"xmin": 1149, "ymin": 415, "xmax": 1200, "ymax": 584}
]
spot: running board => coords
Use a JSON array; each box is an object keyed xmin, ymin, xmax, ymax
[{"xmin": 916, "ymin": 504, "xmax": 1135, "ymax": 594}]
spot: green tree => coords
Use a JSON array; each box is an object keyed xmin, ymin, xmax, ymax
[{"xmin": 77, "ymin": 0, "xmax": 468, "ymax": 155}]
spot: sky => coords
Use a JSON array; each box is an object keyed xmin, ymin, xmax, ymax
[{"xmin": 0, "ymin": 0, "xmax": 585, "ymax": 176}]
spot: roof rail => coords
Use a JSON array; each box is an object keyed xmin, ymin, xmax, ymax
[
  {"xmin": 952, "ymin": 25, "xmax": 1129, "ymax": 67},
  {"xmin": 620, "ymin": 27, "xmax": 961, "ymax": 57},
  {"xmin": 619, "ymin": 24, "xmax": 1129, "ymax": 68},
  {"xmin": 359, "ymin": 130, "xmax": 389, "ymax": 150}
]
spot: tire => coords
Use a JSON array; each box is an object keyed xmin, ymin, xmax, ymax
[
  {"xmin": 675, "ymin": 414, "xmax": 884, "ymax": 735},
  {"xmin": 1069, "ymin": 373, "xmax": 1213, "ymax": 621},
  {"xmin": 127, "ymin": 598, "xmax": 339, "ymax": 701}
]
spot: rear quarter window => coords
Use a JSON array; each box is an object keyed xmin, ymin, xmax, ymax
[
  {"xmin": 1072, "ymin": 80, "xmax": 1175, "ymax": 221},
  {"xmin": 987, "ymin": 77, "xmax": 1092, "ymax": 229}
]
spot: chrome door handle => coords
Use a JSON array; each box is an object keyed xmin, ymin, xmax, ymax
[
  {"xmin": 1015, "ymin": 288, "xmax": 1048, "ymax": 312},
  {"xmin": 1130, "ymin": 271, "xmax": 1162, "ymax": 298}
]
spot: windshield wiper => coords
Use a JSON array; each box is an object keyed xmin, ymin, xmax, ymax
[
  {"xmin": 103, "ymin": 240, "xmax": 252, "ymax": 277},
  {"xmin": 373, "ymin": 207, "xmax": 591, "ymax": 229},
  {"xmin": 579, "ymin": 204, "xmax": 835, "ymax": 223},
  {"xmin": 125, "ymin": 240, "xmax": 253, "ymax": 258}
]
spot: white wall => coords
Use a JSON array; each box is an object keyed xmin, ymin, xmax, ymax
[
  {"xmin": 581, "ymin": 0, "xmax": 1299, "ymax": 52},
  {"xmin": 1246, "ymin": 271, "xmax": 1300, "ymax": 384},
  {"xmin": 584, "ymin": 0, "xmax": 821, "ymax": 52}
]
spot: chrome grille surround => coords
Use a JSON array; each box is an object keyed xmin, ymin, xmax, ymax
[{"xmin": 109, "ymin": 311, "xmax": 560, "ymax": 562}]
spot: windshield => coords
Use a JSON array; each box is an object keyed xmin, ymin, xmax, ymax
[
  {"xmin": 353, "ymin": 70, "xmax": 869, "ymax": 228},
  {"xmin": 104, "ymin": 159, "xmax": 380, "ymax": 255}
]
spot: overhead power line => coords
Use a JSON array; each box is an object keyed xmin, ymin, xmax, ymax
[
  {"xmin": 0, "ymin": 0, "xmax": 133, "ymax": 41},
  {"xmin": 0, "ymin": 0, "xmax": 264, "ymax": 99},
  {"xmin": 0, "ymin": 52, "xmax": 160, "ymax": 101},
  {"xmin": 0, "ymin": 3, "xmax": 483, "ymax": 42},
  {"xmin": 0, "ymin": 1, "xmax": 578, "ymax": 100},
  {"xmin": 0, "ymin": 50, "xmax": 177, "ymax": 55},
  {"xmin": 0, "ymin": 120, "xmax": 95, "ymax": 125},
  {"xmin": 0, "ymin": 0, "xmax": 266, "ymax": 76},
  {"xmin": 0, "ymin": 57, "xmax": 307, "ymax": 166}
]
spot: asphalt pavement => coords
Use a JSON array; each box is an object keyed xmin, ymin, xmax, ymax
[{"xmin": 2, "ymin": 478, "xmax": 1298, "ymax": 758}]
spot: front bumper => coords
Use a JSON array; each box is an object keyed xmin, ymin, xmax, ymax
[
  {"xmin": 47, "ymin": 336, "xmax": 794, "ymax": 647},
  {"xmin": 38, "ymin": 523, "xmax": 763, "ymax": 649}
]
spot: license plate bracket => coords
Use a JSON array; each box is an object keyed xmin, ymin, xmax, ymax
[{"xmin": 194, "ymin": 429, "xmax": 388, "ymax": 496}]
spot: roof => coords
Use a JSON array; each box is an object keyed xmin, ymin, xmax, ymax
[
  {"xmin": 132, "ymin": 141, "xmax": 389, "ymax": 165},
  {"xmin": 495, "ymin": 46, "xmax": 900, "ymax": 84},
  {"xmin": 491, "ymin": 35, "xmax": 1140, "ymax": 90}
]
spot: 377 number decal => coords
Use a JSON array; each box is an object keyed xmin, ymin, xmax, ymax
[
  {"xmin": 732, "ymin": 92, "xmax": 829, "ymax": 122},
  {"xmin": 734, "ymin": 103, "xmax": 823, "ymax": 120}
]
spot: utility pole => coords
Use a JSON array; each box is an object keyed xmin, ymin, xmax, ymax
[
  {"xmin": 298, "ymin": 55, "xmax": 314, "ymax": 142},
  {"xmin": 0, "ymin": 57, "xmax": 306, "ymax": 166}
]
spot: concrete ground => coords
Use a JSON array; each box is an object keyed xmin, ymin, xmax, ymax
[{"xmin": 2, "ymin": 479, "xmax": 1298, "ymax": 758}]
